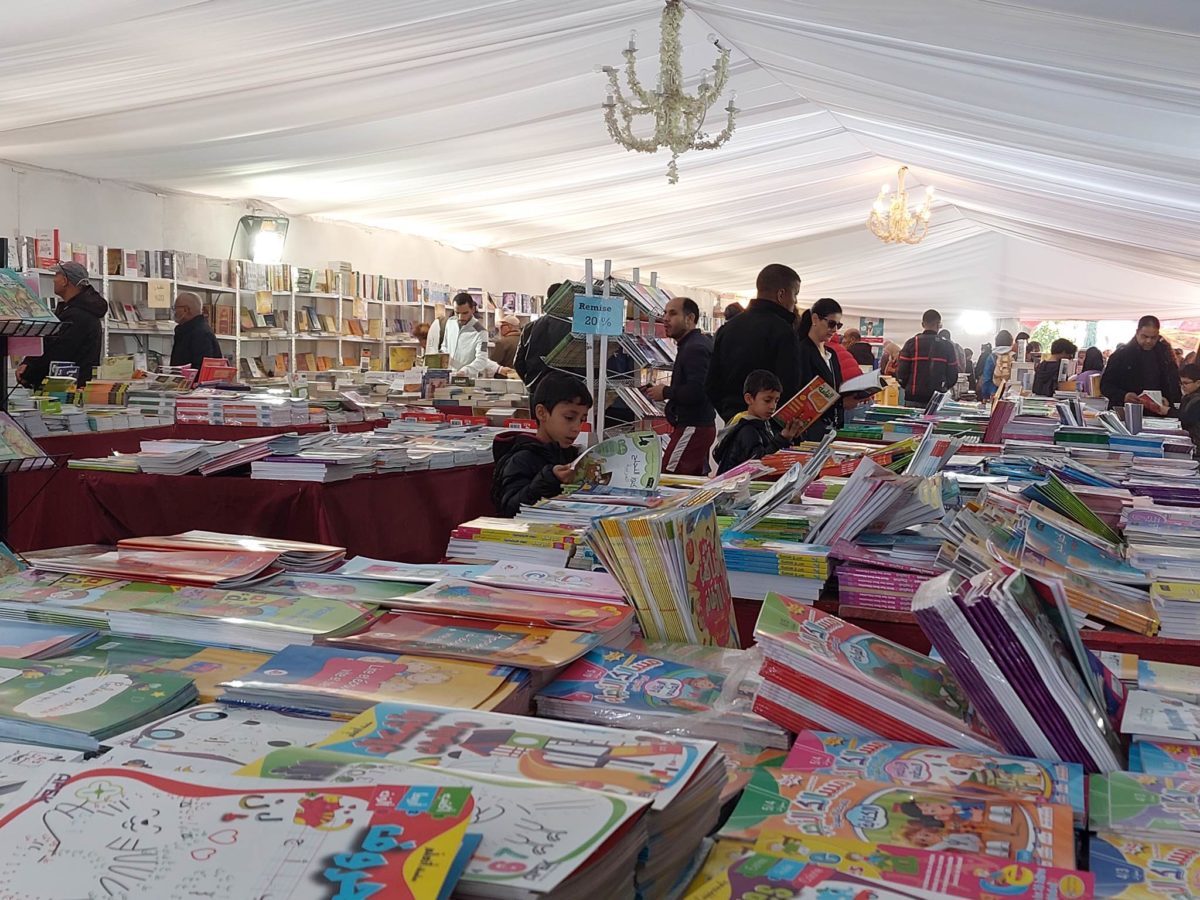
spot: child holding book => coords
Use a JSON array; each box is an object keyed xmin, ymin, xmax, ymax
[
  {"xmin": 712, "ymin": 369, "xmax": 804, "ymax": 474},
  {"xmin": 491, "ymin": 372, "xmax": 593, "ymax": 516}
]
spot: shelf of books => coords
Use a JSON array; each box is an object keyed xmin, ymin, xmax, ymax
[{"xmin": 11, "ymin": 233, "xmax": 542, "ymax": 379}]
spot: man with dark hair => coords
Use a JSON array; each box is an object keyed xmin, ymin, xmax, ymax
[
  {"xmin": 938, "ymin": 327, "xmax": 967, "ymax": 373},
  {"xmin": 721, "ymin": 301, "xmax": 744, "ymax": 323},
  {"xmin": 645, "ymin": 296, "xmax": 715, "ymax": 475},
  {"xmin": 514, "ymin": 282, "xmax": 571, "ymax": 388},
  {"xmin": 17, "ymin": 261, "xmax": 107, "ymax": 388},
  {"xmin": 843, "ymin": 328, "xmax": 875, "ymax": 367},
  {"xmin": 435, "ymin": 292, "xmax": 490, "ymax": 377},
  {"xmin": 895, "ymin": 309, "xmax": 959, "ymax": 406},
  {"xmin": 705, "ymin": 264, "xmax": 803, "ymax": 422},
  {"xmin": 1032, "ymin": 338, "xmax": 1078, "ymax": 397},
  {"xmin": 1100, "ymin": 315, "xmax": 1181, "ymax": 414}
]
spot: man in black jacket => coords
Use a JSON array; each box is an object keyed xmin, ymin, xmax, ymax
[
  {"xmin": 645, "ymin": 297, "xmax": 715, "ymax": 475},
  {"xmin": 705, "ymin": 264, "xmax": 803, "ymax": 423},
  {"xmin": 1099, "ymin": 315, "xmax": 1181, "ymax": 414},
  {"xmin": 17, "ymin": 261, "xmax": 106, "ymax": 388},
  {"xmin": 895, "ymin": 309, "xmax": 959, "ymax": 406},
  {"xmin": 169, "ymin": 292, "xmax": 224, "ymax": 372}
]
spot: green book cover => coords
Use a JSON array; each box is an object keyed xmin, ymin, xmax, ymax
[
  {"xmin": 1090, "ymin": 772, "xmax": 1200, "ymax": 837},
  {"xmin": 0, "ymin": 659, "xmax": 194, "ymax": 737},
  {"xmin": 52, "ymin": 634, "xmax": 206, "ymax": 670},
  {"xmin": 126, "ymin": 586, "xmax": 371, "ymax": 636}
]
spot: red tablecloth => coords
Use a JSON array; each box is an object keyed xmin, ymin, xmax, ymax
[
  {"xmin": 10, "ymin": 422, "xmax": 477, "ymax": 556},
  {"xmin": 72, "ymin": 466, "xmax": 495, "ymax": 562}
]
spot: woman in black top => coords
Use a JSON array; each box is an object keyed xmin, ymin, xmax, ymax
[{"xmin": 794, "ymin": 297, "xmax": 853, "ymax": 442}]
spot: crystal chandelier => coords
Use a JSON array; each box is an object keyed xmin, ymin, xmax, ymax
[
  {"xmin": 601, "ymin": 0, "xmax": 737, "ymax": 184},
  {"xmin": 867, "ymin": 166, "xmax": 935, "ymax": 244}
]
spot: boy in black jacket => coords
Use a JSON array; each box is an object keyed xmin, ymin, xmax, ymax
[
  {"xmin": 491, "ymin": 372, "xmax": 593, "ymax": 517},
  {"xmin": 712, "ymin": 370, "xmax": 803, "ymax": 474}
]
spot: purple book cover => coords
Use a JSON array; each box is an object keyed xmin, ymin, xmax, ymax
[
  {"xmin": 914, "ymin": 594, "xmax": 1033, "ymax": 758},
  {"xmin": 828, "ymin": 540, "xmax": 943, "ymax": 576},
  {"xmin": 839, "ymin": 591, "xmax": 912, "ymax": 611},
  {"xmin": 836, "ymin": 569, "xmax": 928, "ymax": 592}
]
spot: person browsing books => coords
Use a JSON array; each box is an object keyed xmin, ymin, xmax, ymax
[
  {"xmin": 1031, "ymin": 338, "xmax": 1077, "ymax": 397},
  {"xmin": 16, "ymin": 261, "xmax": 106, "ymax": 388},
  {"xmin": 843, "ymin": 329, "xmax": 876, "ymax": 367},
  {"xmin": 712, "ymin": 370, "xmax": 805, "ymax": 473},
  {"xmin": 490, "ymin": 373, "xmax": 592, "ymax": 517},
  {"xmin": 514, "ymin": 282, "xmax": 571, "ymax": 389},
  {"xmin": 490, "ymin": 314, "xmax": 522, "ymax": 369},
  {"xmin": 705, "ymin": 264, "xmax": 803, "ymax": 423},
  {"xmin": 1100, "ymin": 315, "xmax": 1182, "ymax": 415},
  {"xmin": 169, "ymin": 292, "xmax": 223, "ymax": 372},
  {"xmin": 795, "ymin": 297, "xmax": 855, "ymax": 442},
  {"xmin": 644, "ymin": 297, "xmax": 716, "ymax": 475},
  {"xmin": 895, "ymin": 310, "xmax": 959, "ymax": 406},
  {"xmin": 979, "ymin": 330, "xmax": 1012, "ymax": 402},
  {"xmin": 430, "ymin": 292, "xmax": 491, "ymax": 377},
  {"xmin": 1177, "ymin": 363, "xmax": 1200, "ymax": 454}
]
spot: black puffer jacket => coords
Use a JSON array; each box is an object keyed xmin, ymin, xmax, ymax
[
  {"xmin": 490, "ymin": 431, "xmax": 579, "ymax": 517},
  {"xmin": 705, "ymin": 298, "xmax": 801, "ymax": 423},
  {"xmin": 20, "ymin": 284, "xmax": 107, "ymax": 387}
]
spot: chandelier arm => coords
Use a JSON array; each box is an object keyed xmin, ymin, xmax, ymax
[
  {"xmin": 610, "ymin": 105, "xmax": 660, "ymax": 153},
  {"xmin": 709, "ymin": 50, "xmax": 731, "ymax": 96},
  {"xmin": 622, "ymin": 50, "xmax": 657, "ymax": 107},
  {"xmin": 693, "ymin": 104, "xmax": 736, "ymax": 150}
]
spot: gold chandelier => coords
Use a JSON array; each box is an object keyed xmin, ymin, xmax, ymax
[
  {"xmin": 867, "ymin": 166, "xmax": 935, "ymax": 244},
  {"xmin": 600, "ymin": 0, "xmax": 737, "ymax": 184}
]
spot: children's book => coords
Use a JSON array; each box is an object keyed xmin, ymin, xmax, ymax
[
  {"xmin": 148, "ymin": 647, "xmax": 272, "ymax": 704},
  {"xmin": 396, "ymin": 578, "xmax": 636, "ymax": 634},
  {"xmin": 536, "ymin": 645, "xmax": 789, "ymax": 748},
  {"xmin": 719, "ymin": 767, "xmax": 1077, "ymax": 868},
  {"xmin": 54, "ymin": 634, "xmax": 206, "ymax": 669},
  {"xmin": 774, "ymin": 376, "xmax": 839, "ymax": 429},
  {"xmin": 325, "ymin": 610, "xmax": 602, "ymax": 670},
  {"xmin": 221, "ymin": 645, "xmax": 527, "ymax": 717},
  {"xmin": 570, "ymin": 431, "xmax": 661, "ymax": 490},
  {"xmin": 1090, "ymin": 831, "xmax": 1200, "ymax": 899},
  {"xmin": 1090, "ymin": 772, "xmax": 1200, "ymax": 838},
  {"xmin": 0, "ymin": 767, "xmax": 475, "ymax": 900},
  {"xmin": 30, "ymin": 548, "xmax": 282, "ymax": 588},
  {"xmin": 683, "ymin": 850, "xmax": 928, "ymax": 900},
  {"xmin": 783, "ymin": 731, "xmax": 1085, "ymax": 824},
  {"xmin": 109, "ymin": 703, "xmax": 339, "ymax": 765},
  {"xmin": 1139, "ymin": 660, "xmax": 1200, "ymax": 703},
  {"xmin": 260, "ymin": 572, "xmax": 425, "ymax": 603},
  {"xmin": 0, "ymin": 620, "xmax": 98, "ymax": 658},
  {"xmin": 468, "ymin": 560, "xmax": 625, "ymax": 601},
  {"xmin": 332, "ymin": 559, "xmax": 492, "ymax": 583},
  {"xmin": 238, "ymin": 745, "xmax": 651, "ymax": 896},
  {"xmin": 752, "ymin": 831, "xmax": 1094, "ymax": 900},
  {"xmin": 315, "ymin": 701, "xmax": 718, "ymax": 810},
  {"xmin": 0, "ymin": 659, "xmax": 197, "ymax": 751},
  {"xmin": 1022, "ymin": 515, "xmax": 1149, "ymax": 585},
  {"xmin": 1121, "ymin": 690, "xmax": 1200, "ymax": 744},
  {"xmin": 1130, "ymin": 740, "xmax": 1200, "ymax": 779}
]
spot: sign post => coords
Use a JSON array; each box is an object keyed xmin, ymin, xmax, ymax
[{"xmin": 572, "ymin": 261, "xmax": 623, "ymax": 445}]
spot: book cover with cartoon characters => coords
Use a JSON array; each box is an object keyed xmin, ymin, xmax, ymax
[
  {"xmin": 120, "ymin": 585, "xmax": 372, "ymax": 635},
  {"xmin": 0, "ymin": 659, "xmax": 196, "ymax": 749},
  {"xmin": 752, "ymin": 830, "xmax": 1093, "ymax": 899},
  {"xmin": 1130, "ymin": 740, "xmax": 1200, "ymax": 779},
  {"xmin": 1090, "ymin": 831, "xmax": 1200, "ymax": 899},
  {"xmin": 315, "ymin": 701, "xmax": 717, "ymax": 810},
  {"xmin": 327, "ymin": 610, "xmax": 601, "ymax": 670},
  {"xmin": 719, "ymin": 767, "xmax": 1076, "ymax": 869},
  {"xmin": 570, "ymin": 431, "xmax": 661, "ymax": 490},
  {"xmin": 399, "ymin": 578, "xmax": 635, "ymax": 633},
  {"xmin": 238, "ymin": 745, "xmax": 650, "ymax": 895},
  {"xmin": 783, "ymin": 731, "xmax": 1085, "ymax": 823},
  {"xmin": 1090, "ymin": 772, "xmax": 1200, "ymax": 838},
  {"xmin": 222, "ymin": 645, "xmax": 526, "ymax": 714},
  {"xmin": 676, "ymin": 503, "xmax": 739, "ymax": 648},
  {"xmin": 0, "ymin": 767, "xmax": 474, "ymax": 899},
  {"xmin": 683, "ymin": 849, "xmax": 927, "ymax": 900}
]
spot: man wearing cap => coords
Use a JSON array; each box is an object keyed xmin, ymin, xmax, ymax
[
  {"xmin": 490, "ymin": 315, "xmax": 522, "ymax": 370},
  {"xmin": 16, "ymin": 261, "xmax": 107, "ymax": 388},
  {"xmin": 169, "ymin": 291, "xmax": 224, "ymax": 372}
]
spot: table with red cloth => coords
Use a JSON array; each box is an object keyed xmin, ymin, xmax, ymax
[
  {"xmin": 730, "ymin": 597, "xmax": 1198, "ymax": 666},
  {"xmin": 7, "ymin": 421, "xmax": 495, "ymax": 559}
]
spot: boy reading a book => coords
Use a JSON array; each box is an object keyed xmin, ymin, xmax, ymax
[
  {"xmin": 1178, "ymin": 363, "xmax": 1200, "ymax": 454},
  {"xmin": 712, "ymin": 369, "xmax": 804, "ymax": 473},
  {"xmin": 491, "ymin": 372, "xmax": 593, "ymax": 516}
]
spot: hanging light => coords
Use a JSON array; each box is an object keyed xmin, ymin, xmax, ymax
[
  {"xmin": 867, "ymin": 166, "xmax": 935, "ymax": 244},
  {"xmin": 600, "ymin": 0, "xmax": 737, "ymax": 184}
]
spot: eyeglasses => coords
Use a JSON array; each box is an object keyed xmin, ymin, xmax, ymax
[{"xmin": 820, "ymin": 316, "xmax": 844, "ymax": 331}]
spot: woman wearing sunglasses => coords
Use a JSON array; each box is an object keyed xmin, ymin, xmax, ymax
[{"xmin": 794, "ymin": 297, "xmax": 857, "ymax": 442}]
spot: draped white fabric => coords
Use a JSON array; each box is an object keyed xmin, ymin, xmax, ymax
[{"xmin": 0, "ymin": 1, "xmax": 1197, "ymax": 317}]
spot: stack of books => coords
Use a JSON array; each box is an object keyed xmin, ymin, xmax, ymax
[
  {"xmin": 250, "ymin": 447, "xmax": 377, "ymax": 482},
  {"xmin": 446, "ymin": 517, "xmax": 587, "ymax": 567},
  {"xmin": 117, "ymin": 531, "xmax": 346, "ymax": 572},
  {"xmin": 751, "ymin": 593, "xmax": 998, "ymax": 751},
  {"xmin": 831, "ymin": 538, "xmax": 944, "ymax": 621},
  {"xmin": 587, "ymin": 501, "xmax": 739, "ymax": 647},
  {"xmin": 912, "ymin": 569, "xmax": 1123, "ymax": 772},
  {"xmin": 313, "ymin": 701, "xmax": 725, "ymax": 898},
  {"xmin": 719, "ymin": 536, "xmax": 829, "ymax": 602}
]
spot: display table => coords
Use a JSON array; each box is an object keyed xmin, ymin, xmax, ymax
[{"xmin": 6, "ymin": 420, "xmax": 444, "ymax": 554}]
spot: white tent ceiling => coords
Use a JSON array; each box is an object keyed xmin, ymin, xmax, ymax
[{"xmin": 1, "ymin": 0, "xmax": 1197, "ymax": 318}]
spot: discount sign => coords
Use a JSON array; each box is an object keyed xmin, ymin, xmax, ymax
[{"xmin": 572, "ymin": 295, "xmax": 625, "ymax": 336}]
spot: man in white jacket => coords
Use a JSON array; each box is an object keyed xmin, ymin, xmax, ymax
[{"xmin": 427, "ymin": 292, "xmax": 490, "ymax": 377}]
